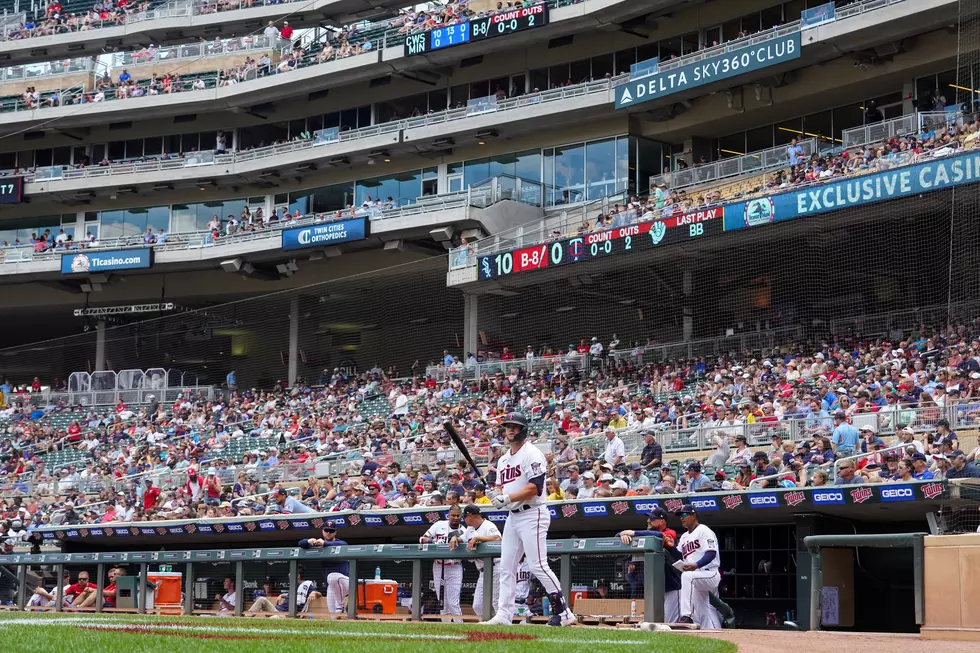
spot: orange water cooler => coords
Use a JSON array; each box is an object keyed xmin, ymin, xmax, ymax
[{"xmin": 356, "ymin": 579, "xmax": 398, "ymax": 614}]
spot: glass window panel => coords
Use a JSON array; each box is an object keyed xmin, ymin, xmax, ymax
[
  {"xmin": 745, "ymin": 125, "xmax": 773, "ymax": 152},
  {"xmin": 181, "ymin": 133, "xmax": 200, "ymax": 153},
  {"xmin": 52, "ymin": 146, "xmax": 71, "ymax": 165},
  {"xmin": 222, "ymin": 198, "xmax": 247, "ymax": 221},
  {"xmin": 422, "ymin": 167, "xmax": 438, "ymax": 181},
  {"xmin": 760, "ymin": 5, "xmax": 783, "ymax": 30},
  {"xmin": 784, "ymin": 0, "xmax": 806, "ymax": 22},
  {"xmin": 591, "ymin": 53, "xmax": 614, "ymax": 80},
  {"xmin": 311, "ymin": 183, "xmax": 351, "ymax": 213},
  {"xmin": 34, "ymin": 149, "xmax": 52, "ymax": 167},
  {"xmin": 614, "ymin": 48, "xmax": 636, "ymax": 75},
  {"xmin": 553, "ymin": 143, "xmax": 585, "ymax": 205},
  {"xmin": 358, "ymin": 106, "xmax": 371, "ymax": 128},
  {"xmin": 463, "ymin": 159, "xmax": 489, "ymax": 189},
  {"xmin": 124, "ymin": 208, "xmax": 149, "ymax": 236},
  {"xmin": 125, "ymin": 139, "xmax": 143, "ymax": 159},
  {"xmin": 0, "ymin": 151, "xmax": 15, "ymax": 169},
  {"xmin": 490, "ymin": 77, "xmax": 509, "ymax": 98},
  {"xmin": 616, "ymin": 136, "xmax": 630, "ymax": 193},
  {"xmin": 741, "ymin": 12, "xmax": 761, "ymax": 34},
  {"xmin": 428, "ymin": 88, "xmax": 448, "ymax": 112},
  {"xmin": 308, "ymin": 115, "xmax": 324, "ymax": 132},
  {"xmin": 196, "ymin": 202, "xmax": 225, "ymax": 231},
  {"xmin": 100, "ymin": 210, "xmax": 127, "ymax": 239},
  {"xmin": 515, "ymin": 149, "xmax": 541, "ymax": 183},
  {"xmin": 635, "ymin": 43, "xmax": 658, "ymax": 65},
  {"xmin": 585, "ymin": 138, "xmax": 616, "ymax": 201},
  {"xmin": 199, "ymin": 131, "xmax": 217, "ymax": 151},
  {"xmin": 396, "ymin": 171, "xmax": 422, "ymax": 204},
  {"xmin": 937, "ymin": 70, "xmax": 958, "ymax": 108},
  {"xmin": 447, "ymin": 162, "xmax": 463, "ymax": 176},
  {"xmin": 718, "ymin": 132, "xmax": 746, "ymax": 158},
  {"xmin": 323, "ymin": 112, "xmax": 340, "ymax": 130},
  {"xmin": 164, "ymin": 135, "xmax": 181, "ymax": 156},
  {"xmin": 172, "ymin": 205, "xmax": 197, "ymax": 234},
  {"xmin": 470, "ymin": 79, "xmax": 490, "ymax": 99},
  {"xmin": 569, "ymin": 59, "xmax": 591, "ymax": 85},
  {"xmin": 703, "ymin": 26, "xmax": 722, "ymax": 48},
  {"xmin": 548, "ymin": 64, "xmax": 569, "ymax": 88},
  {"xmin": 833, "ymin": 105, "xmax": 865, "ymax": 141},
  {"xmin": 543, "ymin": 147, "xmax": 555, "ymax": 204},
  {"xmin": 722, "ymin": 19, "xmax": 741, "ymax": 41},
  {"xmin": 529, "ymin": 68, "xmax": 548, "ymax": 93},
  {"xmin": 774, "ymin": 118, "xmax": 803, "ymax": 146},
  {"xmin": 510, "ymin": 74, "xmax": 526, "ymax": 97},
  {"xmin": 340, "ymin": 108, "xmax": 358, "ymax": 131},
  {"xmin": 681, "ymin": 32, "xmax": 700, "ymax": 55},
  {"xmin": 143, "ymin": 137, "xmax": 163, "ymax": 156},
  {"xmin": 488, "ymin": 152, "xmax": 517, "ymax": 180},
  {"xmin": 659, "ymin": 37, "xmax": 681, "ymax": 60},
  {"xmin": 450, "ymin": 84, "xmax": 469, "ymax": 107}
]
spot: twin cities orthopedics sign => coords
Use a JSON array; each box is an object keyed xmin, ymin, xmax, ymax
[
  {"xmin": 478, "ymin": 207, "xmax": 723, "ymax": 280},
  {"xmin": 615, "ymin": 32, "xmax": 801, "ymax": 109},
  {"xmin": 280, "ymin": 218, "xmax": 369, "ymax": 251}
]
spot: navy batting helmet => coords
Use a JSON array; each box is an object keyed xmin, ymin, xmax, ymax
[{"xmin": 501, "ymin": 413, "xmax": 529, "ymax": 441}]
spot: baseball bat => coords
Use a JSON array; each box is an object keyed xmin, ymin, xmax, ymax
[{"xmin": 442, "ymin": 420, "xmax": 487, "ymax": 483}]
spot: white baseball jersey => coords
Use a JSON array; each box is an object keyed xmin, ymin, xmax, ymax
[
  {"xmin": 677, "ymin": 524, "xmax": 720, "ymax": 571},
  {"xmin": 496, "ymin": 442, "xmax": 547, "ymax": 509},
  {"xmin": 463, "ymin": 519, "xmax": 501, "ymax": 571},
  {"xmin": 515, "ymin": 560, "xmax": 532, "ymax": 602},
  {"xmin": 423, "ymin": 519, "xmax": 464, "ymax": 564}
]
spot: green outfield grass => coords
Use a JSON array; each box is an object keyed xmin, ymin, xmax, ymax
[{"xmin": 0, "ymin": 613, "xmax": 736, "ymax": 653}]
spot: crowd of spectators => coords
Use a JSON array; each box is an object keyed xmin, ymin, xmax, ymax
[{"xmin": 2, "ymin": 320, "xmax": 980, "ymax": 543}]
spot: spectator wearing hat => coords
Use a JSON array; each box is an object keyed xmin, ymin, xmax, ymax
[
  {"xmin": 623, "ymin": 462, "xmax": 649, "ymax": 491},
  {"xmin": 618, "ymin": 507, "xmax": 681, "ymax": 618},
  {"xmin": 910, "ymin": 453, "xmax": 935, "ymax": 480},
  {"xmin": 751, "ymin": 451, "xmax": 778, "ymax": 487},
  {"xmin": 726, "ymin": 434, "xmax": 753, "ymax": 466},
  {"xmin": 947, "ymin": 450, "xmax": 980, "ymax": 479},
  {"xmin": 559, "ymin": 467, "xmax": 582, "ymax": 494},
  {"xmin": 831, "ymin": 411, "xmax": 859, "ymax": 456},
  {"xmin": 934, "ymin": 419, "xmax": 958, "ymax": 451},
  {"xmin": 578, "ymin": 471, "xmax": 597, "ymax": 498},
  {"xmin": 684, "ymin": 461, "xmax": 710, "ymax": 492}
]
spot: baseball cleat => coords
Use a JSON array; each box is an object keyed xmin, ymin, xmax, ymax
[
  {"xmin": 547, "ymin": 610, "xmax": 577, "ymax": 626},
  {"xmin": 677, "ymin": 616, "xmax": 695, "ymax": 624},
  {"xmin": 481, "ymin": 614, "xmax": 513, "ymax": 626}
]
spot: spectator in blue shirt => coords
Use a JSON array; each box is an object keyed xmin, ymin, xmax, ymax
[
  {"xmin": 226, "ymin": 370, "xmax": 237, "ymax": 390},
  {"xmin": 684, "ymin": 462, "xmax": 710, "ymax": 491},
  {"xmin": 119, "ymin": 69, "xmax": 131, "ymax": 83},
  {"xmin": 443, "ymin": 350, "xmax": 454, "ymax": 367},
  {"xmin": 272, "ymin": 488, "xmax": 315, "ymax": 514},
  {"xmin": 910, "ymin": 453, "xmax": 934, "ymax": 480},
  {"xmin": 831, "ymin": 412, "xmax": 859, "ymax": 456},
  {"xmin": 786, "ymin": 138, "xmax": 804, "ymax": 166}
]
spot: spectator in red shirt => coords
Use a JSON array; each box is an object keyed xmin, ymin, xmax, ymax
[
  {"xmin": 30, "ymin": 377, "xmax": 41, "ymax": 393},
  {"xmin": 500, "ymin": 347, "xmax": 514, "ymax": 361},
  {"xmin": 279, "ymin": 22, "xmax": 293, "ymax": 40},
  {"xmin": 203, "ymin": 468, "xmax": 222, "ymax": 505},
  {"xmin": 143, "ymin": 478, "xmax": 161, "ymax": 510}
]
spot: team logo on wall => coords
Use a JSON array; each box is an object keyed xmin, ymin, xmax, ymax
[
  {"xmin": 184, "ymin": 524, "xmax": 196, "ymax": 533},
  {"xmin": 130, "ymin": 527, "xmax": 139, "ymax": 536},
  {"xmin": 386, "ymin": 514, "xmax": 400, "ymax": 525},
  {"xmin": 104, "ymin": 528, "xmax": 114, "ymax": 537},
  {"xmin": 650, "ymin": 221, "xmax": 667, "ymax": 245},
  {"xmin": 277, "ymin": 521, "xmax": 290, "ymax": 530},
  {"xmin": 214, "ymin": 524, "xmax": 225, "ymax": 533},
  {"xmin": 156, "ymin": 527, "xmax": 167, "ymax": 535},
  {"xmin": 611, "ymin": 501, "xmax": 630, "ymax": 515},
  {"xmin": 722, "ymin": 495, "xmax": 743, "ymax": 510},
  {"xmin": 55, "ymin": 531, "xmax": 65, "ymax": 539},
  {"xmin": 426, "ymin": 511, "xmax": 440, "ymax": 524},
  {"xmin": 850, "ymin": 487, "xmax": 873, "ymax": 504},
  {"xmin": 311, "ymin": 518, "xmax": 324, "ymax": 529},
  {"xmin": 568, "ymin": 238, "xmax": 584, "ymax": 261},
  {"xmin": 744, "ymin": 197, "xmax": 775, "ymax": 226},
  {"xmin": 663, "ymin": 499, "xmax": 684, "ymax": 513},
  {"xmin": 784, "ymin": 491, "xmax": 805, "ymax": 506},
  {"xmin": 921, "ymin": 483, "xmax": 944, "ymax": 499},
  {"xmin": 561, "ymin": 504, "xmax": 578, "ymax": 518},
  {"xmin": 348, "ymin": 514, "xmax": 361, "ymax": 526}
]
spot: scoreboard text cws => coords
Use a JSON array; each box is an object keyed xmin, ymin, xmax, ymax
[
  {"xmin": 404, "ymin": 5, "xmax": 548, "ymax": 56},
  {"xmin": 478, "ymin": 207, "xmax": 723, "ymax": 280}
]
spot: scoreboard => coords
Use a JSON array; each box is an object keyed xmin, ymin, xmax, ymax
[
  {"xmin": 0, "ymin": 176, "xmax": 24, "ymax": 204},
  {"xmin": 404, "ymin": 4, "xmax": 548, "ymax": 56},
  {"xmin": 478, "ymin": 207, "xmax": 724, "ymax": 281}
]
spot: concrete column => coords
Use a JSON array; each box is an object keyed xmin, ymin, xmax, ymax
[
  {"xmin": 95, "ymin": 321, "xmax": 106, "ymax": 371},
  {"xmin": 288, "ymin": 297, "xmax": 299, "ymax": 387},
  {"xmin": 682, "ymin": 270, "xmax": 693, "ymax": 342},
  {"xmin": 463, "ymin": 293, "xmax": 479, "ymax": 359}
]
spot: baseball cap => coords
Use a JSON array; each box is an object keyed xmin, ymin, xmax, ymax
[
  {"xmin": 687, "ymin": 461, "xmax": 701, "ymax": 472},
  {"xmin": 582, "ymin": 471, "xmax": 595, "ymax": 480},
  {"xmin": 629, "ymin": 462, "xmax": 642, "ymax": 471},
  {"xmin": 599, "ymin": 473, "xmax": 614, "ymax": 482},
  {"xmin": 646, "ymin": 507, "xmax": 668, "ymax": 520},
  {"xmin": 676, "ymin": 503, "xmax": 696, "ymax": 516},
  {"xmin": 951, "ymin": 449, "xmax": 966, "ymax": 458},
  {"xmin": 911, "ymin": 452, "xmax": 927, "ymax": 462},
  {"xmin": 274, "ymin": 488, "xmax": 288, "ymax": 497},
  {"xmin": 463, "ymin": 504, "xmax": 481, "ymax": 517},
  {"xmin": 321, "ymin": 523, "xmax": 337, "ymax": 532},
  {"xmin": 858, "ymin": 425, "xmax": 876, "ymax": 433}
]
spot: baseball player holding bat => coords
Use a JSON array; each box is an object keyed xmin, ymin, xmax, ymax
[{"xmin": 482, "ymin": 413, "xmax": 576, "ymax": 627}]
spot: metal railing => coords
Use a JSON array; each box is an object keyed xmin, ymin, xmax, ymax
[
  {"xmin": 110, "ymin": 34, "xmax": 279, "ymax": 68},
  {"xmin": 425, "ymin": 353, "xmax": 592, "ymax": 383},
  {"xmin": 0, "ymin": 57, "xmax": 94, "ymax": 82},
  {"xmin": 610, "ymin": 326, "xmax": 804, "ymax": 364},
  {"xmin": 650, "ymin": 139, "xmax": 816, "ymax": 191},
  {"xmin": 655, "ymin": 20, "xmax": 803, "ymax": 76},
  {"xmin": 841, "ymin": 113, "xmax": 917, "ymax": 149}
]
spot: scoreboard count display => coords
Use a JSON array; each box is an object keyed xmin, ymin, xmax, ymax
[
  {"xmin": 404, "ymin": 4, "xmax": 548, "ymax": 56},
  {"xmin": 0, "ymin": 176, "xmax": 25, "ymax": 204},
  {"xmin": 478, "ymin": 207, "xmax": 724, "ymax": 280}
]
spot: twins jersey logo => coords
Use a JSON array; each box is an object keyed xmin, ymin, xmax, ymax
[
  {"xmin": 561, "ymin": 504, "xmax": 578, "ymax": 518},
  {"xmin": 681, "ymin": 539, "xmax": 702, "ymax": 557},
  {"xmin": 664, "ymin": 499, "xmax": 684, "ymax": 513},
  {"xmin": 348, "ymin": 514, "xmax": 361, "ymax": 526},
  {"xmin": 722, "ymin": 495, "xmax": 743, "ymax": 510},
  {"xmin": 498, "ymin": 465, "xmax": 522, "ymax": 484},
  {"xmin": 785, "ymin": 491, "xmax": 805, "ymax": 506},
  {"xmin": 386, "ymin": 514, "xmax": 400, "ymax": 525},
  {"xmin": 850, "ymin": 487, "xmax": 873, "ymax": 504},
  {"xmin": 517, "ymin": 569, "xmax": 532, "ymax": 583},
  {"xmin": 921, "ymin": 483, "xmax": 944, "ymax": 499},
  {"xmin": 611, "ymin": 501, "xmax": 630, "ymax": 515}
]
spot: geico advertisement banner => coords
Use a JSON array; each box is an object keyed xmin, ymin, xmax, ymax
[
  {"xmin": 38, "ymin": 482, "xmax": 948, "ymax": 542},
  {"xmin": 615, "ymin": 32, "xmax": 801, "ymax": 109},
  {"xmin": 724, "ymin": 150, "xmax": 980, "ymax": 232},
  {"xmin": 281, "ymin": 218, "xmax": 369, "ymax": 251},
  {"xmin": 61, "ymin": 248, "xmax": 152, "ymax": 275}
]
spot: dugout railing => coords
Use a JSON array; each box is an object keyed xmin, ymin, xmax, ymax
[{"xmin": 0, "ymin": 537, "xmax": 666, "ymax": 623}]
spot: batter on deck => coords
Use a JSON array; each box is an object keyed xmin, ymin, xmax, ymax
[
  {"xmin": 482, "ymin": 413, "xmax": 576, "ymax": 627},
  {"xmin": 672, "ymin": 503, "xmax": 722, "ymax": 628}
]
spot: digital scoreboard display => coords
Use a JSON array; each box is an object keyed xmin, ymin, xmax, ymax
[
  {"xmin": 0, "ymin": 176, "xmax": 24, "ymax": 204},
  {"xmin": 478, "ymin": 207, "xmax": 724, "ymax": 280},
  {"xmin": 404, "ymin": 4, "xmax": 548, "ymax": 56}
]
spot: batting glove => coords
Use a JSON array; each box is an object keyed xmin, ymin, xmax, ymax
[{"xmin": 491, "ymin": 493, "xmax": 511, "ymax": 509}]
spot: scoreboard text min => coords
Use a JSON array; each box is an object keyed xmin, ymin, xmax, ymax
[
  {"xmin": 478, "ymin": 207, "xmax": 724, "ymax": 280},
  {"xmin": 404, "ymin": 4, "xmax": 548, "ymax": 57},
  {"xmin": 0, "ymin": 176, "xmax": 24, "ymax": 204}
]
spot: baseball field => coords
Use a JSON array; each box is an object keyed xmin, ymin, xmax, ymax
[{"xmin": 0, "ymin": 612, "xmax": 736, "ymax": 653}]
